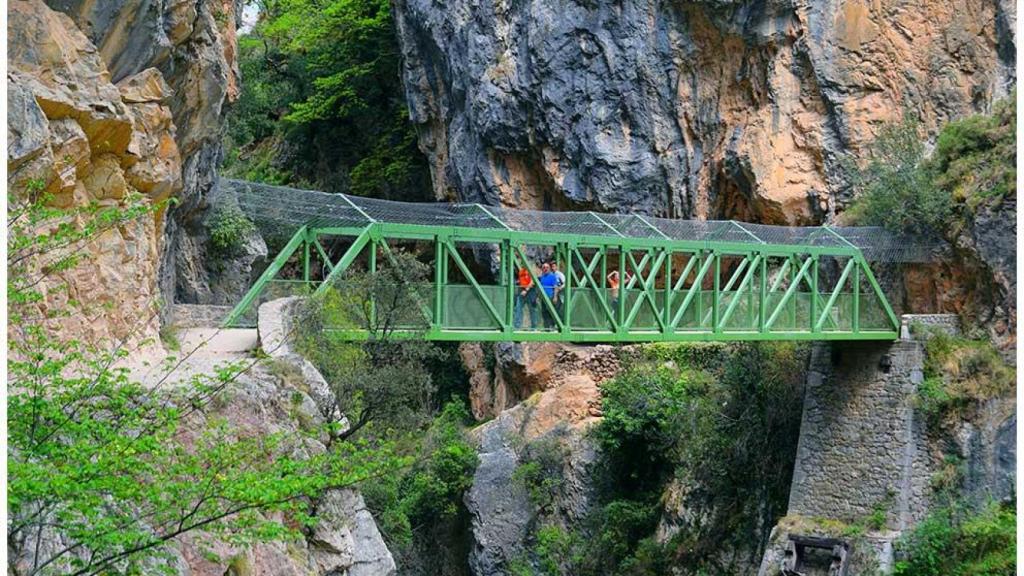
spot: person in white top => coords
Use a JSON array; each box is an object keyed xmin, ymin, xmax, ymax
[{"xmin": 551, "ymin": 261, "xmax": 566, "ymax": 320}]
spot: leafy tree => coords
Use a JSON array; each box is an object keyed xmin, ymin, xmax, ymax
[
  {"xmin": 845, "ymin": 115, "xmax": 951, "ymax": 235},
  {"xmin": 7, "ymin": 185, "xmax": 401, "ymax": 575},
  {"xmin": 296, "ymin": 249, "xmax": 442, "ymax": 440},
  {"xmin": 224, "ymin": 0, "xmax": 430, "ymax": 199}
]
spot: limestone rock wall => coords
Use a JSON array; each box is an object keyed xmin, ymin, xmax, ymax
[
  {"xmin": 42, "ymin": 0, "xmax": 253, "ymax": 308},
  {"xmin": 7, "ymin": 0, "xmax": 183, "ymax": 344},
  {"xmin": 394, "ymin": 0, "xmax": 1014, "ymax": 224},
  {"xmin": 459, "ymin": 342, "xmax": 620, "ymax": 420}
]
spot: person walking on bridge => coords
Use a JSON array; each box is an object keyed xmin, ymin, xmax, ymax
[
  {"xmin": 551, "ymin": 261, "xmax": 566, "ymax": 322},
  {"xmin": 514, "ymin": 262, "xmax": 539, "ymax": 329},
  {"xmin": 539, "ymin": 262, "xmax": 559, "ymax": 329}
]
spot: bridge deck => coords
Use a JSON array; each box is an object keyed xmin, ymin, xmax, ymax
[{"xmin": 217, "ymin": 179, "xmax": 932, "ymax": 342}]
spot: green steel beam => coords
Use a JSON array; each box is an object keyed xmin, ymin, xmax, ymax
[
  {"xmin": 718, "ymin": 254, "xmax": 762, "ymax": 329},
  {"xmin": 314, "ymin": 228, "xmax": 374, "ymax": 295},
  {"xmin": 624, "ymin": 250, "xmax": 667, "ymax": 332},
  {"xmin": 765, "ymin": 256, "xmax": 815, "ymax": 330},
  {"xmin": 671, "ymin": 254, "xmax": 716, "ymax": 329},
  {"xmin": 324, "ymin": 327, "xmax": 898, "ymax": 343},
  {"xmin": 222, "ymin": 224, "xmax": 309, "ymax": 327},
  {"xmin": 815, "ymin": 258, "xmax": 855, "ymax": 332},
  {"xmin": 571, "ymin": 247, "xmax": 618, "ymax": 330},
  {"xmin": 445, "ymin": 239, "xmax": 504, "ymax": 329}
]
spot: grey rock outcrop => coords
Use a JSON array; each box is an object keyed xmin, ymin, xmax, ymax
[
  {"xmin": 465, "ymin": 372, "xmax": 603, "ymax": 575},
  {"xmin": 394, "ymin": 0, "xmax": 1014, "ymax": 224}
]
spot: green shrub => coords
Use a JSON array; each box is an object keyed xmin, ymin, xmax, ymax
[
  {"xmin": 208, "ymin": 208, "xmax": 256, "ymax": 255},
  {"xmin": 915, "ymin": 329, "xmax": 1015, "ymax": 422},
  {"xmin": 894, "ymin": 501, "xmax": 1015, "ymax": 576},
  {"xmin": 845, "ymin": 115, "xmax": 951, "ymax": 235},
  {"xmin": 361, "ymin": 400, "xmax": 478, "ymax": 550},
  {"xmin": 846, "ymin": 96, "xmax": 1015, "ymax": 236},
  {"xmin": 513, "ymin": 434, "xmax": 569, "ymax": 510},
  {"xmin": 932, "ymin": 96, "xmax": 1015, "ymax": 215}
]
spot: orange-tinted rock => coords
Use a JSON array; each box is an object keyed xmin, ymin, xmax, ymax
[{"xmin": 7, "ymin": 0, "xmax": 182, "ymax": 347}]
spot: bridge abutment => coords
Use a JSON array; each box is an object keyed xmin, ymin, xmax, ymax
[{"xmin": 757, "ymin": 314, "xmax": 960, "ymax": 576}]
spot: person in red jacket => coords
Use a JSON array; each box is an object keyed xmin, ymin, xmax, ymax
[{"xmin": 514, "ymin": 263, "xmax": 539, "ymax": 329}]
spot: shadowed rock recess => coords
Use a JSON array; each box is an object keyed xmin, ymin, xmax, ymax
[{"xmin": 394, "ymin": 0, "xmax": 1014, "ymax": 223}]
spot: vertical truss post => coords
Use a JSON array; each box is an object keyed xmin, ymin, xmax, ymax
[
  {"xmin": 758, "ymin": 254, "xmax": 768, "ymax": 332},
  {"xmin": 809, "ymin": 255, "xmax": 818, "ymax": 333},
  {"xmin": 695, "ymin": 253, "xmax": 704, "ymax": 327},
  {"xmin": 617, "ymin": 245, "xmax": 626, "ymax": 332},
  {"xmin": 788, "ymin": 255, "xmax": 798, "ymax": 328},
  {"xmin": 368, "ymin": 237, "xmax": 377, "ymax": 328},
  {"xmin": 600, "ymin": 246, "xmax": 608, "ymax": 291},
  {"xmin": 433, "ymin": 235, "xmax": 445, "ymax": 332},
  {"xmin": 503, "ymin": 239, "xmax": 514, "ymax": 334},
  {"xmin": 302, "ymin": 231, "xmax": 311, "ymax": 284},
  {"xmin": 712, "ymin": 252, "xmax": 721, "ymax": 333},
  {"xmin": 663, "ymin": 249, "xmax": 673, "ymax": 333},
  {"xmin": 853, "ymin": 261, "xmax": 861, "ymax": 333},
  {"xmin": 562, "ymin": 242, "xmax": 573, "ymax": 334}
]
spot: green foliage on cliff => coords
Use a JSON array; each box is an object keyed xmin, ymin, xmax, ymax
[
  {"xmin": 208, "ymin": 206, "xmax": 256, "ymax": 255},
  {"xmin": 894, "ymin": 501, "xmax": 1015, "ymax": 576},
  {"xmin": 7, "ymin": 187, "xmax": 402, "ymax": 575},
  {"xmin": 847, "ymin": 96, "xmax": 1015, "ymax": 236},
  {"xmin": 223, "ymin": 0, "xmax": 430, "ymax": 199},
  {"xmin": 361, "ymin": 401, "xmax": 478, "ymax": 550},
  {"xmin": 915, "ymin": 328, "xmax": 1015, "ymax": 423},
  {"xmin": 511, "ymin": 342, "xmax": 807, "ymax": 576}
]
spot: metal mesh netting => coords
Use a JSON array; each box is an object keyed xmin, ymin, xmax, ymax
[{"xmin": 222, "ymin": 179, "xmax": 936, "ymax": 262}]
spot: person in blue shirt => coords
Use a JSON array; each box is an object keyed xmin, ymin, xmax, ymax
[{"xmin": 538, "ymin": 262, "xmax": 559, "ymax": 329}]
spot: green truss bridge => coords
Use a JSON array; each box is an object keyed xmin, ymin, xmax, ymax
[{"xmin": 219, "ymin": 179, "xmax": 933, "ymax": 343}]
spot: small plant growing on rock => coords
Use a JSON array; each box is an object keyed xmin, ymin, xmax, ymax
[
  {"xmin": 512, "ymin": 433, "xmax": 570, "ymax": 511},
  {"xmin": 208, "ymin": 206, "xmax": 256, "ymax": 256},
  {"xmin": 914, "ymin": 328, "xmax": 1015, "ymax": 424}
]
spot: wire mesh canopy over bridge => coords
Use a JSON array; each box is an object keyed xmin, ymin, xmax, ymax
[{"xmin": 220, "ymin": 179, "xmax": 935, "ymax": 342}]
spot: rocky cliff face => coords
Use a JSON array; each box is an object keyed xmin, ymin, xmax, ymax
[
  {"xmin": 8, "ymin": 0, "xmax": 255, "ymax": 340},
  {"xmin": 394, "ymin": 0, "xmax": 1014, "ymax": 223},
  {"xmin": 42, "ymin": 0, "xmax": 255, "ymax": 308},
  {"xmin": 8, "ymin": 0, "xmax": 183, "ymax": 344}
]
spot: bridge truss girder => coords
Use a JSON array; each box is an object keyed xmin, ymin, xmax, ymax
[{"xmin": 223, "ymin": 222, "xmax": 900, "ymax": 342}]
